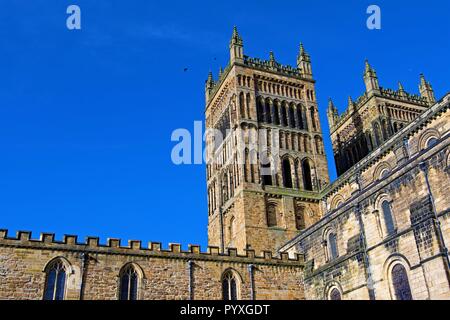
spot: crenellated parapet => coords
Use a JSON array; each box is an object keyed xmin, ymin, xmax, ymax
[
  {"xmin": 329, "ymin": 86, "xmax": 429, "ymax": 133},
  {"xmin": 242, "ymin": 55, "xmax": 303, "ymax": 78},
  {"xmin": 0, "ymin": 229, "xmax": 304, "ymax": 266},
  {"xmin": 206, "ymin": 27, "xmax": 314, "ymax": 104}
]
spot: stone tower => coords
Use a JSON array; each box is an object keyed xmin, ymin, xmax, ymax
[
  {"xmin": 205, "ymin": 28, "xmax": 330, "ymax": 254},
  {"xmin": 328, "ymin": 61, "xmax": 435, "ymax": 176}
]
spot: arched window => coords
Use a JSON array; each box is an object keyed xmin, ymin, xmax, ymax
[
  {"xmin": 426, "ymin": 137, "xmax": 438, "ymax": 148},
  {"xmin": 374, "ymin": 123, "xmax": 382, "ymax": 146},
  {"xmin": 229, "ymin": 216, "xmax": 236, "ymax": 239},
  {"xmin": 245, "ymin": 93, "xmax": 251, "ymax": 120},
  {"xmin": 273, "ymin": 101, "xmax": 280, "ymax": 125},
  {"xmin": 282, "ymin": 158, "xmax": 293, "ymax": 188},
  {"xmin": 392, "ymin": 264, "xmax": 413, "ymax": 300},
  {"xmin": 281, "ymin": 103, "xmax": 288, "ymax": 127},
  {"xmin": 44, "ymin": 259, "xmax": 67, "ymax": 300},
  {"xmin": 328, "ymin": 233, "xmax": 339, "ymax": 260},
  {"xmin": 265, "ymin": 98, "xmax": 272, "ymax": 123},
  {"xmin": 379, "ymin": 170, "xmax": 389, "ymax": 180},
  {"xmin": 310, "ymin": 107, "xmax": 317, "ymax": 131},
  {"xmin": 119, "ymin": 264, "xmax": 139, "ymax": 300},
  {"xmin": 239, "ymin": 92, "xmax": 245, "ymax": 118},
  {"xmin": 267, "ymin": 203, "xmax": 277, "ymax": 227},
  {"xmin": 329, "ymin": 288, "xmax": 342, "ymax": 300},
  {"xmin": 302, "ymin": 160, "xmax": 313, "ymax": 191},
  {"xmin": 382, "ymin": 200, "xmax": 395, "ymax": 235},
  {"xmin": 222, "ymin": 271, "xmax": 239, "ymax": 300},
  {"xmin": 257, "ymin": 98, "xmax": 264, "ymax": 122},
  {"xmin": 296, "ymin": 105, "xmax": 303, "ymax": 130},
  {"xmin": 289, "ymin": 106, "xmax": 296, "ymax": 128}
]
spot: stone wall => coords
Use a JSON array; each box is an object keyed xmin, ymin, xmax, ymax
[
  {"xmin": 281, "ymin": 95, "xmax": 450, "ymax": 300},
  {"xmin": 0, "ymin": 231, "xmax": 304, "ymax": 300}
]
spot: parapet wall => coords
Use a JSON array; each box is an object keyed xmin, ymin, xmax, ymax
[
  {"xmin": 0, "ymin": 229, "xmax": 304, "ymax": 266},
  {"xmin": 0, "ymin": 229, "xmax": 304, "ymax": 300}
]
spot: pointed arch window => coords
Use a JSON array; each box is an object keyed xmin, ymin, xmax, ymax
[
  {"xmin": 281, "ymin": 103, "xmax": 288, "ymax": 127},
  {"xmin": 392, "ymin": 264, "xmax": 413, "ymax": 300},
  {"xmin": 119, "ymin": 264, "xmax": 139, "ymax": 300},
  {"xmin": 289, "ymin": 106, "xmax": 296, "ymax": 128},
  {"xmin": 239, "ymin": 92, "xmax": 245, "ymax": 118},
  {"xmin": 302, "ymin": 160, "xmax": 313, "ymax": 191},
  {"xmin": 222, "ymin": 271, "xmax": 239, "ymax": 300},
  {"xmin": 44, "ymin": 260, "xmax": 67, "ymax": 300},
  {"xmin": 273, "ymin": 101, "xmax": 280, "ymax": 125},
  {"xmin": 282, "ymin": 158, "xmax": 293, "ymax": 188},
  {"xmin": 329, "ymin": 288, "xmax": 342, "ymax": 300},
  {"xmin": 310, "ymin": 107, "xmax": 317, "ymax": 131},
  {"xmin": 257, "ymin": 99, "xmax": 264, "ymax": 122},
  {"xmin": 297, "ymin": 105, "xmax": 305, "ymax": 130}
]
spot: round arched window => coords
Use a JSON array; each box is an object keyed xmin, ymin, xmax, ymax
[
  {"xmin": 426, "ymin": 137, "xmax": 438, "ymax": 148},
  {"xmin": 391, "ymin": 264, "xmax": 413, "ymax": 300}
]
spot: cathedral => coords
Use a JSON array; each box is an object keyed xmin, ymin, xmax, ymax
[{"xmin": 0, "ymin": 28, "xmax": 449, "ymax": 300}]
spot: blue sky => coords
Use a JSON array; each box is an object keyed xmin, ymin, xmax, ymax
[{"xmin": 0, "ymin": 0, "xmax": 449, "ymax": 249}]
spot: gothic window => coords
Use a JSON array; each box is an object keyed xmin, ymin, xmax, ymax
[
  {"xmin": 267, "ymin": 203, "xmax": 277, "ymax": 227},
  {"xmin": 297, "ymin": 105, "xmax": 304, "ymax": 130},
  {"xmin": 257, "ymin": 98, "xmax": 264, "ymax": 122},
  {"xmin": 392, "ymin": 264, "xmax": 413, "ymax": 300},
  {"xmin": 382, "ymin": 200, "xmax": 396, "ymax": 235},
  {"xmin": 43, "ymin": 259, "xmax": 67, "ymax": 300},
  {"xmin": 302, "ymin": 159, "xmax": 313, "ymax": 191},
  {"xmin": 328, "ymin": 232, "xmax": 339, "ymax": 260},
  {"xmin": 273, "ymin": 101, "xmax": 280, "ymax": 125},
  {"xmin": 222, "ymin": 271, "xmax": 239, "ymax": 300},
  {"xmin": 281, "ymin": 103, "xmax": 288, "ymax": 127},
  {"xmin": 310, "ymin": 107, "xmax": 317, "ymax": 131},
  {"xmin": 119, "ymin": 264, "xmax": 139, "ymax": 300},
  {"xmin": 265, "ymin": 98, "xmax": 272, "ymax": 123},
  {"xmin": 246, "ymin": 93, "xmax": 251, "ymax": 120},
  {"xmin": 294, "ymin": 160, "xmax": 300, "ymax": 189},
  {"xmin": 282, "ymin": 158, "xmax": 293, "ymax": 188},
  {"xmin": 302, "ymin": 107, "xmax": 308, "ymax": 131},
  {"xmin": 239, "ymin": 92, "xmax": 245, "ymax": 118},
  {"xmin": 374, "ymin": 123, "xmax": 382, "ymax": 146},
  {"xmin": 329, "ymin": 288, "xmax": 342, "ymax": 300},
  {"xmin": 289, "ymin": 106, "xmax": 296, "ymax": 128}
]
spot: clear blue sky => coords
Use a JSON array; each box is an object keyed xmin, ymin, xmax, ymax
[{"xmin": 0, "ymin": 0, "xmax": 449, "ymax": 249}]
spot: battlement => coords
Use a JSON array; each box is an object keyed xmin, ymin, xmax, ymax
[
  {"xmin": 0, "ymin": 229, "xmax": 304, "ymax": 266},
  {"xmin": 379, "ymin": 87, "xmax": 428, "ymax": 105},
  {"xmin": 243, "ymin": 55, "xmax": 303, "ymax": 78},
  {"xmin": 207, "ymin": 54, "xmax": 307, "ymax": 104},
  {"xmin": 330, "ymin": 86, "xmax": 429, "ymax": 132}
]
